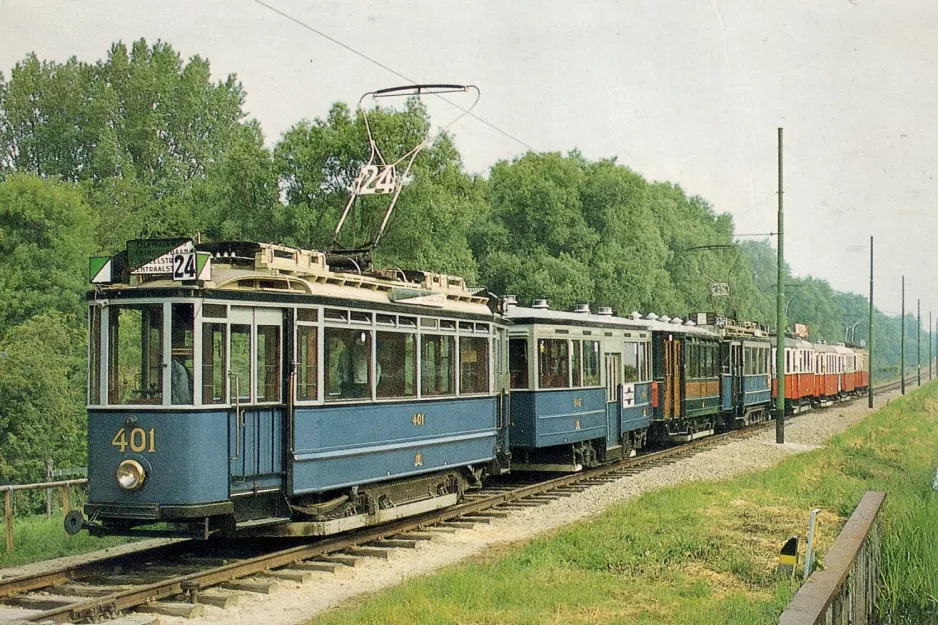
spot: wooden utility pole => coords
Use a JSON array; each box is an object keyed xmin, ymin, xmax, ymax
[
  {"xmin": 868, "ymin": 236, "xmax": 873, "ymax": 408},
  {"xmin": 917, "ymin": 299, "xmax": 922, "ymax": 386},
  {"xmin": 776, "ymin": 128, "xmax": 786, "ymax": 444}
]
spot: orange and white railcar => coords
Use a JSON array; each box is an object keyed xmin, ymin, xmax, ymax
[
  {"xmin": 813, "ymin": 343, "xmax": 842, "ymax": 404},
  {"xmin": 771, "ymin": 338, "xmax": 815, "ymax": 414}
]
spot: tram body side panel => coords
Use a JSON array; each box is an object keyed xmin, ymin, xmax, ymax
[
  {"xmin": 87, "ymin": 409, "xmax": 229, "ymax": 506},
  {"xmin": 291, "ymin": 396, "xmax": 498, "ymax": 494},
  {"xmin": 620, "ymin": 382, "xmax": 653, "ymax": 433},
  {"xmin": 508, "ymin": 388, "xmax": 606, "ymax": 450},
  {"xmin": 743, "ymin": 374, "xmax": 772, "ymax": 406}
]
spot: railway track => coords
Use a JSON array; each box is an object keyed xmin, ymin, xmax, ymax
[{"xmin": 0, "ymin": 378, "xmax": 914, "ymax": 624}]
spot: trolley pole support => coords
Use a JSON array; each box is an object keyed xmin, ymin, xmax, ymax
[
  {"xmin": 776, "ymin": 127, "xmax": 786, "ymax": 444},
  {"xmin": 901, "ymin": 276, "xmax": 905, "ymax": 395},
  {"xmin": 868, "ymin": 236, "xmax": 873, "ymax": 409}
]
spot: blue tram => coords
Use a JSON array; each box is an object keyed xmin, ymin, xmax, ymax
[
  {"xmin": 78, "ymin": 239, "xmax": 510, "ymax": 537},
  {"xmin": 503, "ymin": 301, "xmax": 653, "ymax": 471}
]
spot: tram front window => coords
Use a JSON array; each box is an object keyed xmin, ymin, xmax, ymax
[
  {"xmin": 108, "ymin": 304, "xmax": 163, "ymax": 404},
  {"xmin": 171, "ymin": 304, "xmax": 194, "ymax": 405}
]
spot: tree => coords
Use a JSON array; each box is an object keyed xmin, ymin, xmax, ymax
[
  {"xmin": 0, "ymin": 311, "xmax": 87, "ymax": 487},
  {"xmin": 0, "ymin": 174, "xmax": 96, "ymax": 331}
]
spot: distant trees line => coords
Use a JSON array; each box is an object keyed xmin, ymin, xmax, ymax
[{"xmin": 0, "ymin": 39, "xmax": 919, "ymax": 486}]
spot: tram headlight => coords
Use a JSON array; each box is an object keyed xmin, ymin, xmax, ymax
[{"xmin": 116, "ymin": 459, "xmax": 146, "ymax": 491}]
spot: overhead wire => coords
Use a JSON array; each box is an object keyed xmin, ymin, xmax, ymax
[{"xmin": 250, "ymin": 0, "xmax": 536, "ymax": 152}]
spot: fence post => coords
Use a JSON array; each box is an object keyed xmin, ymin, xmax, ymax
[
  {"xmin": 45, "ymin": 458, "xmax": 53, "ymax": 519},
  {"xmin": 4, "ymin": 487, "xmax": 13, "ymax": 554}
]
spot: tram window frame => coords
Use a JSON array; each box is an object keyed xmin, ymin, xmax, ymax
[
  {"xmin": 171, "ymin": 303, "xmax": 195, "ymax": 405},
  {"xmin": 324, "ymin": 327, "xmax": 373, "ymax": 401},
  {"xmin": 623, "ymin": 341, "xmax": 638, "ymax": 383},
  {"xmin": 107, "ymin": 303, "xmax": 164, "ymax": 405},
  {"xmin": 459, "ymin": 335, "xmax": 490, "ymax": 394},
  {"xmin": 296, "ymin": 323, "xmax": 318, "ymax": 402},
  {"xmin": 202, "ymin": 322, "xmax": 228, "ymax": 404},
  {"xmin": 583, "ymin": 340, "xmax": 601, "ymax": 386},
  {"xmin": 229, "ymin": 324, "xmax": 252, "ymax": 403},
  {"xmin": 509, "ymin": 337, "xmax": 529, "ymax": 389},
  {"xmin": 89, "ymin": 305, "xmax": 102, "ymax": 404},
  {"xmin": 538, "ymin": 338, "xmax": 569, "ymax": 389},
  {"xmin": 421, "ymin": 333, "xmax": 456, "ymax": 397},
  {"xmin": 639, "ymin": 342, "xmax": 651, "ymax": 382},
  {"xmin": 376, "ymin": 330, "xmax": 417, "ymax": 399},
  {"xmin": 571, "ymin": 340, "xmax": 583, "ymax": 387}
]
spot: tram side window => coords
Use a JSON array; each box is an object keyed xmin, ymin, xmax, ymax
[
  {"xmin": 538, "ymin": 339, "xmax": 569, "ymax": 389},
  {"xmin": 230, "ymin": 325, "xmax": 251, "ymax": 401},
  {"xmin": 571, "ymin": 340, "xmax": 582, "ymax": 387},
  {"xmin": 623, "ymin": 341, "xmax": 638, "ymax": 383},
  {"xmin": 325, "ymin": 328, "xmax": 372, "ymax": 401},
  {"xmin": 377, "ymin": 332, "xmax": 416, "ymax": 398},
  {"xmin": 509, "ymin": 338, "xmax": 529, "ymax": 389},
  {"xmin": 296, "ymin": 325, "xmax": 317, "ymax": 401},
  {"xmin": 256, "ymin": 326, "xmax": 281, "ymax": 402},
  {"xmin": 171, "ymin": 304, "xmax": 194, "ymax": 405},
  {"xmin": 460, "ymin": 336, "xmax": 489, "ymax": 394},
  {"xmin": 108, "ymin": 304, "xmax": 163, "ymax": 405},
  {"xmin": 422, "ymin": 334, "xmax": 455, "ymax": 396},
  {"xmin": 202, "ymin": 323, "xmax": 227, "ymax": 404},
  {"xmin": 639, "ymin": 342, "xmax": 651, "ymax": 381},
  {"xmin": 583, "ymin": 340, "xmax": 601, "ymax": 386},
  {"xmin": 89, "ymin": 306, "xmax": 101, "ymax": 404}
]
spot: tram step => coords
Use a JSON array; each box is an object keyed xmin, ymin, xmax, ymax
[{"xmin": 236, "ymin": 517, "xmax": 291, "ymax": 529}]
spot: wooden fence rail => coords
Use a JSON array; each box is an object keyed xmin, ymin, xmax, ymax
[
  {"xmin": 779, "ymin": 491, "xmax": 886, "ymax": 625},
  {"xmin": 2, "ymin": 478, "xmax": 88, "ymax": 554}
]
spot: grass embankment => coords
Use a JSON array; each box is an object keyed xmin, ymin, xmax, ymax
[
  {"xmin": 0, "ymin": 514, "xmax": 130, "ymax": 569},
  {"xmin": 311, "ymin": 384, "xmax": 938, "ymax": 625}
]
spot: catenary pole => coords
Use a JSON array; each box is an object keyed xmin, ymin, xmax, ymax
[
  {"xmin": 868, "ymin": 236, "xmax": 873, "ymax": 408},
  {"xmin": 930, "ymin": 311, "xmax": 933, "ymax": 381},
  {"xmin": 918, "ymin": 299, "xmax": 922, "ymax": 386},
  {"xmin": 776, "ymin": 128, "xmax": 786, "ymax": 444},
  {"xmin": 901, "ymin": 276, "xmax": 905, "ymax": 395}
]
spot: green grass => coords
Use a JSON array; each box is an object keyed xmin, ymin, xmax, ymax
[
  {"xmin": 0, "ymin": 513, "xmax": 132, "ymax": 569},
  {"xmin": 308, "ymin": 383, "xmax": 938, "ymax": 625}
]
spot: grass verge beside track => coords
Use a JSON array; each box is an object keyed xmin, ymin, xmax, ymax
[
  {"xmin": 0, "ymin": 515, "xmax": 131, "ymax": 569},
  {"xmin": 310, "ymin": 385, "xmax": 938, "ymax": 625}
]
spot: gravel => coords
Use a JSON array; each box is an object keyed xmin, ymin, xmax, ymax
[{"xmin": 129, "ymin": 391, "xmax": 904, "ymax": 625}]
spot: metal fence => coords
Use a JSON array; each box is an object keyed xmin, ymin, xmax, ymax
[
  {"xmin": 779, "ymin": 491, "xmax": 886, "ymax": 625},
  {"xmin": 2, "ymin": 478, "xmax": 88, "ymax": 553}
]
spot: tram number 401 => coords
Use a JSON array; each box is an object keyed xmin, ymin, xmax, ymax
[
  {"xmin": 111, "ymin": 427, "xmax": 157, "ymax": 453},
  {"xmin": 412, "ymin": 413, "xmax": 426, "ymax": 426}
]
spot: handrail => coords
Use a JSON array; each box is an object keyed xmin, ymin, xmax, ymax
[
  {"xmin": 779, "ymin": 491, "xmax": 886, "ymax": 625},
  {"xmin": 0, "ymin": 478, "xmax": 87, "ymax": 492}
]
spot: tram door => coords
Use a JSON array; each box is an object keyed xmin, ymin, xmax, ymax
[
  {"xmin": 663, "ymin": 338, "xmax": 683, "ymax": 419},
  {"xmin": 228, "ymin": 307, "xmax": 285, "ymax": 494},
  {"xmin": 731, "ymin": 343, "xmax": 743, "ymax": 410},
  {"xmin": 604, "ymin": 353, "xmax": 622, "ymax": 450}
]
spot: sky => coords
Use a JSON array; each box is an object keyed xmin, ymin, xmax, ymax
[{"xmin": 3, "ymin": 0, "xmax": 937, "ymax": 330}]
